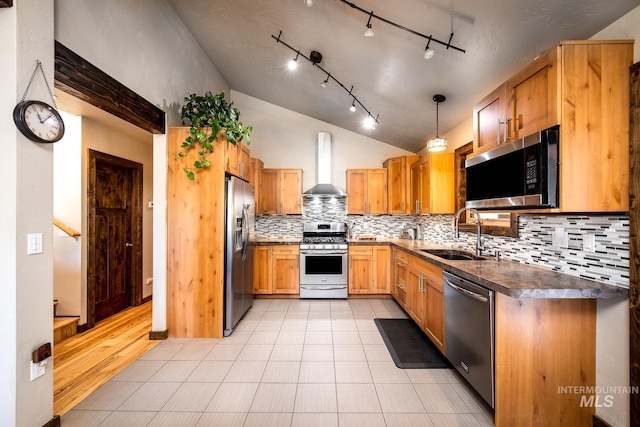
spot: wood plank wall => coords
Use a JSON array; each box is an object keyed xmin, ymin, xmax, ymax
[{"xmin": 630, "ymin": 61, "xmax": 640, "ymax": 425}]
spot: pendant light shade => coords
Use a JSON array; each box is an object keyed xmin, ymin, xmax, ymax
[{"xmin": 427, "ymin": 94, "xmax": 447, "ymax": 152}]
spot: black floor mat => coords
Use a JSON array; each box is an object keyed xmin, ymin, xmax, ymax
[{"xmin": 374, "ymin": 318, "xmax": 450, "ymax": 369}]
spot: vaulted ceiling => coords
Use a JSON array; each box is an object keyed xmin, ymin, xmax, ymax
[{"xmin": 167, "ymin": 0, "xmax": 638, "ymax": 152}]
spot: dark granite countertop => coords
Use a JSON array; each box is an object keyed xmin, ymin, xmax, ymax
[{"xmin": 255, "ymin": 236, "xmax": 627, "ymax": 298}]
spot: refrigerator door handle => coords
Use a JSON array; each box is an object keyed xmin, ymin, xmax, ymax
[{"xmin": 241, "ymin": 205, "xmax": 250, "ymax": 260}]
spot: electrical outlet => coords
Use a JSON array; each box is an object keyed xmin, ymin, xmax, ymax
[
  {"xmin": 552, "ymin": 227, "xmax": 569, "ymax": 248},
  {"xmin": 583, "ymin": 233, "xmax": 596, "ymax": 252},
  {"xmin": 30, "ymin": 361, "xmax": 45, "ymax": 381},
  {"xmin": 27, "ymin": 233, "xmax": 43, "ymax": 255}
]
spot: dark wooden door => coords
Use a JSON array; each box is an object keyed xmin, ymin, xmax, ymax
[{"xmin": 88, "ymin": 150, "xmax": 142, "ymax": 326}]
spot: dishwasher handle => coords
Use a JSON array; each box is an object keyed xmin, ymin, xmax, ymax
[{"xmin": 444, "ymin": 277, "xmax": 489, "ymax": 303}]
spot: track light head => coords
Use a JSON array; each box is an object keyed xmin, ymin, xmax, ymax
[
  {"xmin": 288, "ymin": 51, "xmax": 300, "ymax": 70},
  {"xmin": 424, "ymin": 47, "xmax": 435, "ymax": 60},
  {"xmin": 364, "ymin": 12, "xmax": 374, "ymax": 37},
  {"xmin": 350, "ymin": 101, "xmax": 356, "ymax": 112},
  {"xmin": 304, "ymin": 0, "xmax": 313, "ymax": 6}
]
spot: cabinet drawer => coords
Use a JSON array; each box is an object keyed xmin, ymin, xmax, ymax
[
  {"xmin": 393, "ymin": 249, "xmax": 409, "ymax": 263},
  {"xmin": 272, "ymin": 246, "xmax": 300, "ymax": 255},
  {"xmin": 350, "ymin": 246, "xmax": 373, "ymax": 255}
]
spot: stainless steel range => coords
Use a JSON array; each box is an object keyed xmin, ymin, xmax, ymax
[{"xmin": 299, "ymin": 222, "xmax": 348, "ymax": 299}]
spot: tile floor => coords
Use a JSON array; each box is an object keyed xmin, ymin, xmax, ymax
[{"xmin": 61, "ymin": 298, "xmax": 494, "ymax": 426}]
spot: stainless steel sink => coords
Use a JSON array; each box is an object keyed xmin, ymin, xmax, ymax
[{"xmin": 421, "ymin": 249, "xmax": 487, "ymax": 261}]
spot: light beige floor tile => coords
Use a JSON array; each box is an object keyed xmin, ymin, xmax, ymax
[
  {"xmin": 375, "ymin": 383, "xmax": 426, "ymax": 413},
  {"xmin": 262, "ymin": 310, "xmax": 287, "ymax": 320},
  {"xmin": 415, "ymin": 383, "xmax": 474, "ymax": 414},
  {"xmin": 97, "ymin": 411, "xmax": 157, "ymax": 426},
  {"xmin": 205, "ymin": 344, "xmax": 244, "ymax": 360},
  {"xmin": 60, "ymin": 410, "xmax": 111, "ymax": 427},
  {"xmin": 270, "ymin": 344, "xmax": 304, "ymax": 361},
  {"xmin": 383, "ymin": 413, "xmax": 435, "ymax": 427},
  {"xmin": 406, "ymin": 368, "xmax": 459, "ymax": 384},
  {"xmin": 217, "ymin": 332, "xmax": 251, "ymax": 346},
  {"xmin": 353, "ymin": 311, "xmax": 376, "ymax": 320},
  {"xmin": 302, "ymin": 344, "xmax": 335, "ymax": 361},
  {"xmin": 237, "ymin": 344, "xmax": 274, "ymax": 361},
  {"xmin": 294, "ymin": 383, "xmax": 338, "ymax": 412},
  {"xmin": 331, "ymin": 311, "xmax": 355, "ymax": 320},
  {"xmin": 247, "ymin": 329, "xmax": 279, "ymax": 345},
  {"xmin": 338, "ymin": 412, "xmax": 386, "ymax": 427},
  {"xmin": 308, "ymin": 310, "xmax": 332, "ymax": 319},
  {"xmin": 309, "ymin": 302, "xmax": 332, "ymax": 311},
  {"xmin": 148, "ymin": 412, "xmax": 202, "ymax": 427},
  {"xmin": 285, "ymin": 311, "xmax": 309, "ymax": 320},
  {"xmin": 334, "ymin": 344, "xmax": 366, "ymax": 361},
  {"xmin": 267, "ymin": 300, "xmax": 292, "ymax": 312},
  {"xmin": 244, "ymin": 412, "xmax": 293, "ymax": 427},
  {"xmin": 205, "ymin": 382, "xmax": 259, "ymax": 413},
  {"xmin": 428, "ymin": 413, "xmax": 483, "ymax": 426},
  {"xmin": 261, "ymin": 361, "xmax": 301, "ymax": 383},
  {"xmin": 335, "ymin": 361, "xmax": 373, "ymax": 383},
  {"xmin": 255, "ymin": 319, "xmax": 284, "ymax": 331},
  {"xmin": 291, "ymin": 412, "xmax": 339, "ymax": 427},
  {"xmin": 111, "ymin": 360, "xmax": 166, "ymax": 382},
  {"xmin": 299, "ymin": 361, "xmax": 336, "ymax": 383},
  {"xmin": 223, "ymin": 360, "xmax": 267, "ymax": 382},
  {"xmin": 186, "ymin": 360, "xmax": 233, "ymax": 382},
  {"xmin": 170, "ymin": 339, "xmax": 220, "ymax": 360},
  {"xmin": 305, "ymin": 330, "xmax": 333, "ymax": 344},
  {"xmin": 138, "ymin": 341, "xmax": 183, "ymax": 361},
  {"xmin": 233, "ymin": 319, "xmax": 258, "ymax": 333},
  {"xmin": 475, "ymin": 410, "xmax": 495, "ymax": 426},
  {"xmin": 332, "ymin": 319, "xmax": 358, "ymax": 330},
  {"xmin": 363, "ymin": 344, "xmax": 393, "ymax": 362},
  {"xmin": 281, "ymin": 319, "xmax": 308, "ymax": 331},
  {"xmin": 195, "ymin": 412, "xmax": 246, "ymax": 427},
  {"xmin": 307, "ymin": 319, "xmax": 332, "ymax": 330},
  {"xmin": 368, "ymin": 361, "xmax": 411, "ymax": 383},
  {"xmin": 161, "ymin": 382, "xmax": 220, "ymax": 412},
  {"xmin": 333, "ymin": 330, "xmax": 361, "ymax": 345},
  {"xmin": 336, "ymin": 384, "xmax": 382, "ymax": 412},
  {"xmin": 356, "ymin": 319, "xmax": 379, "ymax": 331},
  {"xmin": 117, "ymin": 382, "xmax": 181, "ymax": 411},
  {"xmin": 287, "ymin": 300, "xmax": 311, "ymax": 312},
  {"xmin": 451, "ymin": 382, "xmax": 493, "ymax": 414},
  {"xmin": 249, "ymin": 383, "xmax": 297, "ymax": 412},
  {"xmin": 148, "ymin": 360, "xmax": 199, "ymax": 382},
  {"xmin": 330, "ymin": 300, "xmax": 352, "ymax": 311},
  {"xmin": 73, "ymin": 381, "xmax": 142, "ymax": 410},
  {"xmin": 358, "ymin": 330, "xmax": 384, "ymax": 345},
  {"xmin": 276, "ymin": 330, "xmax": 306, "ymax": 345}
]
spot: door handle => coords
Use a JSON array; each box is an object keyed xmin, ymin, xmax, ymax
[{"xmin": 125, "ymin": 243, "xmax": 134, "ymax": 247}]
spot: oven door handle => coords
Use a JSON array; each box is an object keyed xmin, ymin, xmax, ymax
[
  {"xmin": 300, "ymin": 250, "xmax": 348, "ymax": 255},
  {"xmin": 300, "ymin": 285, "xmax": 348, "ymax": 291}
]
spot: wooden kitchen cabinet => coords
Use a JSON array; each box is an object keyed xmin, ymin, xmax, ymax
[
  {"xmin": 348, "ymin": 245, "xmax": 390, "ymax": 295},
  {"xmin": 471, "ymin": 40, "xmax": 633, "ymax": 212},
  {"xmin": 409, "ymin": 153, "xmax": 455, "ymax": 214},
  {"xmin": 272, "ymin": 246, "xmax": 300, "ymax": 294},
  {"xmin": 225, "ymin": 139, "xmax": 250, "ymax": 179},
  {"xmin": 392, "ymin": 249, "xmax": 409, "ymax": 307},
  {"xmin": 406, "ymin": 266, "xmax": 425, "ymax": 326},
  {"xmin": 253, "ymin": 245, "xmax": 272, "ymax": 294},
  {"xmin": 259, "ymin": 168, "xmax": 303, "ymax": 214},
  {"xmin": 384, "ymin": 155, "xmax": 419, "ymax": 214},
  {"xmin": 346, "ymin": 169, "xmax": 388, "ymax": 214},
  {"xmin": 415, "ymin": 258, "xmax": 445, "ymax": 353},
  {"xmin": 248, "ymin": 157, "xmax": 264, "ymax": 212}
]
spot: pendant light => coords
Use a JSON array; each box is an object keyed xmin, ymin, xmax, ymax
[{"xmin": 427, "ymin": 95, "xmax": 447, "ymax": 152}]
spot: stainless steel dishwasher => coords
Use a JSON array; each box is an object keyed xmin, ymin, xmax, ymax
[{"xmin": 443, "ymin": 271, "xmax": 495, "ymax": 408}]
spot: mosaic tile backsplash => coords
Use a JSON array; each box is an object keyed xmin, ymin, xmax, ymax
[{"xmin": 256, "ymin": 197, "xmax": 629, "ymax": 287}]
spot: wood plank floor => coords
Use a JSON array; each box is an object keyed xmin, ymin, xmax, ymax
[{"xmin": 53, "ymin": 301, "xmax": 158, "ymax": 416}]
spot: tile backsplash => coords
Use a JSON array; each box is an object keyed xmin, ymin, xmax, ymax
[{"xmin": 255, "ymin": 197, "xmax": 629, "ymax": 287}]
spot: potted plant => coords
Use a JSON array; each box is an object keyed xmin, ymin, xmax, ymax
[{"xmin": 176, "ymin": 91, "xmax": 252, "ymax": 180}]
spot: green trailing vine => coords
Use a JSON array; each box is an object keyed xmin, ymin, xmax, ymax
[{"xmin": 176, "ymin": 91, "xmax": 252, "ymax": 180}]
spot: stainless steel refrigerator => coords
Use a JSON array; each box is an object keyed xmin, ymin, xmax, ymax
[{"xmin": 224, "ymin": 176, "xmax": 255, "ymax": 336}]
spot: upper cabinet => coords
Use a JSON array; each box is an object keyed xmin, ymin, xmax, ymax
[
  {"xmin": 346, "ymin": 169, "xmax": 388, "ymax": 214},
  {"xmin": 384, "ymin": 155, "xmax": 420, "ymax": 214},
  {"xmin": 259, "ymin": 168, "xmax": 303, "ymax": 214},
  {"xmin": 472, "ymin": 40, "xmax": 634, "ymax": 212},
  {"xmin": 409, "ymin": 153, "xmax": 455, "ymax": 214}
]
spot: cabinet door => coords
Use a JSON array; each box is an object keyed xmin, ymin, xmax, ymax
[
  {"xmin": 367, "ymin": 169, "xmax": 388, "ymax": 214},
  {"xmin": 372, "ymin": 245, "xmax": 390, "ymax": 294},
  {"xmin": 259, "ymin": 169, "xmax": 280, "ymax": 214},
  {"xmin": 407, "ymin": 267, "xmax": 425, "ymax": 327},
  {"xmin": 409, "ymin": 160, "xmax": 421, "ymax": 214},
  {"xmin": 238, "ymin": 143, "xmax": 250, "ymax": 179},
  {"xmin": 280, "ymin": 169, "xmax": 302, "ymax": 214},
  {"xmin": 253, "ymin": 245, "xmax": 272, "ymax": 294},
  {"xmin": 393, "ymin": 257, "xmax": 409, "ymax": 308},
  {"xmin": 384, "ymin": 157, "xmax": 405, "ymax": 214},
  {"xmin": 472, "ymin": 83, "xmax": 510, "ymax": 156},
  {"xmin": 346, "ymin": 169, "xmax": 368, "ymax": 214},
  {"xmin": 225, "ymin": 140, "xmax": 239, "ymax": 176},
  {"xmin": 508, "ymin": 45, "xmax": 559, "ymax": 139},
  {"xmin": 425, "ymin": 280, "xmax": 445, "ymax": 353},
  {"xmin": 418, "ymin": 158, "xmax": 430, "ymax": 214},
  {"xmin": 349, "ymin": 247, "xmax": 373, "ymax": 294},
  {"xmin": 429, "ymin": 154, "xmax": 455, "ymax": 214},
  {"xmin": 272, "ymin": 247, "xmax": 299, "ymax": 294}
]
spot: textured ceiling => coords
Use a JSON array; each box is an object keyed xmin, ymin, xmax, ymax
[{"xmin": 167, "ymin": 0, "xmax": 638, "ymax": 153}]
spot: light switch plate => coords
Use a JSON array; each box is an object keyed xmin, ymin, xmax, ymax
[
  {"xmin": 27, "ymin": 233, "xmax": 43, "ymax": 255},
  {"xmin": 583, "ymin": 233, "xmax": 596, "ymax": 252},
  {"xmin": 552, "ymin": 227, "xmax": 569, "ymax": 248},
  {"xmin": 30, "ymin": 361, "xmax": 45, "ymax": 381}
]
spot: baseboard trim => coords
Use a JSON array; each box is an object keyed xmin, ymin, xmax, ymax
[
  {"xmin": 593, "ymin": 414, "xmax": 613, "ymax": 427},
  {"xmin": 149, "ymin": 330, "xmax": 168, "ymax": 340},
  {"xmin": 43, "ymin": 415, "xmax": 60, "ymax": 427},
  {"xmin": 76, "ymin": 322, "xmax": 90, "ymax": 334},
  {"xmin": 141, "ymin": 295, "xmax": 152, "ymax": 304}
]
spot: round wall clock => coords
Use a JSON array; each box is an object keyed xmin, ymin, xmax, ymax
[{"xmin": 13, "ymin": 100, "xmax": 65, "ymax": 143}]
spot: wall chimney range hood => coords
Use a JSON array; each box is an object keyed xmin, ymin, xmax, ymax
[{"xmin": 302, "ymin": 132, "xmax": 347, "ymax": 197}]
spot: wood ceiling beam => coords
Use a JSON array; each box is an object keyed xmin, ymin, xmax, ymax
[{"xmin": 54, "ymin": 41, "xmax": 165, "ymax": 134}]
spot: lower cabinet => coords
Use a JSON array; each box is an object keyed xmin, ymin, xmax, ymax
[
  {"xmin": 253, "ymin": 245, "xmax": 300, "ymax": 295},
  {"xmin": 348, "ymin": 245, "xmax": 390, "ymax": 295},
  {"xmin": 391, "ymin": 248, "xmax": 445, "ymax": 353}
]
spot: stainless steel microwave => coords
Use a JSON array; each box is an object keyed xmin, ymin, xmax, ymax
[{"xmin": 465, "ymin": 125, "xmax": 559, "ymax": 209}]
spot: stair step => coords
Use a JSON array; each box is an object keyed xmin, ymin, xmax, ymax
[{"xmin": 54, "ymin": 316, "xmax": 80, "ymax": 344}]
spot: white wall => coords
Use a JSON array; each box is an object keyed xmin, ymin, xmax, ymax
[{"xmin": 231, "ymin": 91, "xmax": 414, "ymax": 191}]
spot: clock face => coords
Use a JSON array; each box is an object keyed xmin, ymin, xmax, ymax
[{"xmin": 13, "ymin": 100, "xmax": 65, "ymax": 143}]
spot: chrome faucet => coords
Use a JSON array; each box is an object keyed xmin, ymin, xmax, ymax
[{"xmin": 453, "ymin": 207, "xmax": 484, "ymax": 256}]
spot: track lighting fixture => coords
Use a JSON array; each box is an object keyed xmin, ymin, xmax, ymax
[
  {"xmin": 427, "ymin": 94, "xmax": 447, "ymax": 152},
  {"xmin": 337, "ymin": 0, "xmax": 466, "ymax": 57},
  {"xmin": 304, "ymin": 0, "xmax": 313, "ymax": 7},
  {"xmin": 364, "ymin": 12, "xmax": 374, "ymax": 37},
  {"xmin": 288, "ymin": 51, "xmax": 300, "ymax": 70},
  {"xmin": 272, "ymin": 31, "xmax": 380, "ymax": 127}
]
